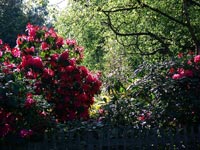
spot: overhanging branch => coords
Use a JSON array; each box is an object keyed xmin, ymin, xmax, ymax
[{"xmin": 137, "ymin": 0, "xmax": 187, "ymax": 26}]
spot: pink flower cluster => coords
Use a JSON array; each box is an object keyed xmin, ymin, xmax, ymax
[
  {"xmin": 20, "ymin": 129, "xmax": 33, "ymax": 138},
  {"xmin": 0, "ymin": 92, "xmax": 47, "ymax": 138},
  {"xmin": 0, "ymin": 108, "xmax": 13, "ymax": 138},
  {"xmin": 171, "ymin": 68, "xmax": 193, "ymax": 80},
  {"xmin": 169, "ymin": 52, "xmax": 200, "ymax": 80}
]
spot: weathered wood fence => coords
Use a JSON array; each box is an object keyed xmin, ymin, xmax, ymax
[{"xmin": 1, "ymin": 125, "xmax": 200, "ymax": 150}]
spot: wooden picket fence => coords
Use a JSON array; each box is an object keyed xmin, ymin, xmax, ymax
[{"xmin": 1, "ymin": 125, "xmax": 200, "ymax": 150}]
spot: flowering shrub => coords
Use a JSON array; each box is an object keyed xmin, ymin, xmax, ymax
[
  {"xmin": 101, "ymin": 50, "xmax": 200, "ymax": 128},
  {"xmin": 18, "ymin": 23, "xmax": 102, "ymax": 122},
  {"xmin": 0, "ymin": 23, "xmax": 101, "ymax": 141},
  {"xmin": 123, "ymin": 51, "xmax": 200, "ymax": 127},
  {"xmin": 166, "ymin": 51, "xmax": 200, "ymax": 125},
  {"xmin": 0, "ymin": 40, "xmax": 50, "ymax": 140}
]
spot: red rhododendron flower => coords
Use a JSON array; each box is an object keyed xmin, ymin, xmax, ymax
[
  {"xmin": 51, "ymin": 53, "xmax": 59, "ymax": 61},
  {"xmin": 169, "ymin": 67, "xmax": 175, "ymax": 74},
  {"xmin": 39, "ymin": 111, "xmax": 47, "ymax": 117},
  {"xmin": 172, "ymin": 74, "xmax": 182, "ymax": 80},
  {"xmin": 48, "ymin": 28, "xmax": 57, "ymax": 38},
  {"xmin": 27, "ymin": 36, "xmax": 34, "ymax": 42},
  {"xmin": 20, "ymin": 129, "xmax": 33, "ymax": 138},
  {"xmin": 2, "ymin": 61, "xmax": 16, "ymax": 74},
  {"xmin": 26, "ymin": 69, "xmax": 38, "ymax": 79},
  {"xmin": 21, "ymin": 56, "xmax": 43, "ymax": 71},
  {"xmin": 4, "ymin": 44, "xmax": 11, "ymax": 52},
  {"xmin": 76, "ymin": 46, "xmax": 84, "ymax": 52},
  {"xmin": 178, "ymin": 52, "xmax": 183, "ymax": 58},
  {"xmin": 34, "ymin": 81, "xmax": 42, "ymax": 94},
  {"xmin": 50, "ymin": 53, "xmax": 59, "ymax": 67},
  {"xmin": 32, "ymin": 57, "xmax": 43, "ymax": 70},
  {"xmin": 184, "ymin": 70, "xmax": 193, "ymax": 77},
  {"xmin": 138, "ymin": 115, "xmax": 145, "ymax": 121},
  {"xmin": 65, "ymin": 65, "xmax": 75, "ymax": 73},
  {"xmin": 187, "ymin": 59, "xmax": 192, "ymax": 65},
  {"xmin": 77, "ymin": 93, "xmax": 88, "ymax": 102},
  {"xmin": 188, "ymin": 50, "xmax": 194, "ymax": 55},
  {"xmin": 11, "ymin": 48, "xmax": 21, "ymax": 58},
  {"xmin": 69, "ymin": 58, "xmax": 76, "ymax": 66},
  {"xmin": 67, "ymin": 110, "xmax": 76, "ymax": 120},
  {"xmin": 79, "ymin": 66, "xmax": 89, "ymax": 77},
  {"xmin": 25, "ymin": 94, "xmax": 36, "ymax": 108},
  {"xmin": 16, "ymin": 35, "xmax": 24, "ymax": 46},
  {"xmin": 86, "ymin": 74, "xmax": 94, "ymax": 83},
  {"xmin": 20, "ymin": 56, "xmax": 29, "ymax": 68},
  {"xmin": 66, "ymin": 39, "xmax": 76, "ymax": 46},
  {"xmin": 0, "ymin": 51, "xmax": 3, "ymax": 57},
  {"xmin": 26, "ymin": 23, "xmax": 38, "ymax": 37},
  {"xmin": 0, "ymin": 124, "xmax": 11, "ymax": 137},
  {"xmin": 42, "ymin": 68, "xmax": 54, "ymax": 79},
  {"xmin": 56, "ymin": 37, "xmax": 64, "ymax": 48},
  {"xmin": 194, "ymin": 55, "xmax": 200, "ymax": 63},
  {"xmin": 82, "ymin": 84, "xmax": 90, "ymax": 91},
  {"xmin": 0, "ymin": 39, "xmax": 3, "ymax": 45},
  {"xmin": 177, "ymin": 68, "xmax": 184, "ymax": 75},
  {"xmin": 41, "ymin": 42, "xmax": 50, "ymax": 51},
  {"xmin": 59, "ymin": 50, "xmax": 69, "ymax": 63}
]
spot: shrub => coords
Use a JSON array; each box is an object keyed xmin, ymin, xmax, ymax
[
  {"xmin": 102, "ymin": 51, "xmax": 200, "ymax": 127},
  {"xmin": 0, "ymin": 23, "xmax": 102, "ymax": 141},
  {"xmin": 17, "ymin": 23, "xmax": 102, "ymax": 122},
  {"xmin": 0, "ymin": 40, "xmax": 51, "ymax": 141}
]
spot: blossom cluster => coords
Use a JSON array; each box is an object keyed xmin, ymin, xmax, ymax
[
  {"xmin": 166, "ymin": 51, "xmax": 200, "ymax": 125},
  {"xmin": 169, "ymin": 51, "xmax": 200, "ymax": 80},
  {"xmin": 18, "ymin": 23, "xmax": 102, "ymax": 122}
]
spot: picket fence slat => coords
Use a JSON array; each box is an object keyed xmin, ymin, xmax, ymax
[{"xmin": 1, "ymin": 125, "xmax": 200, "ymax": 150}]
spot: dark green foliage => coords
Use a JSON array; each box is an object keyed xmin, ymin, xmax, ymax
[
  {"xmin": 0, "ymin": 0, "xmax": 50, "ymax": 46},
  {"xmin": 103, "ymin": 55, "xmax": 200, "ymax": 127},
  {"xmin": 0, "ymin": 0, "xmax": 27, "ymax": 46}
]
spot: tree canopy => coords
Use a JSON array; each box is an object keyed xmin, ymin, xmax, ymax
[
  {"xmin": 0, "ymin": 0, "xmax": 50, "ymax": 46},
  {"xmin": 54, "ymin": 0, "xmax": 200, "ymax": 70},
  {"xmin": 101, "ymin": 0, "xmax": 200, "ymax": 55}
]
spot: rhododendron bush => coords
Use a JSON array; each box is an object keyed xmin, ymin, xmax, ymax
[
  {"xmin": 0, "ymin": 23, "xmax": 101, "ymax": 140},
  {"xmin": 166, "ymin": 51, "xmax": 200, "ymax": 125},
  {"xmin": 0, "ymin": 40, "xmax": 50, "ymax": 140},
  {"xmin": 111, "ymin": 51, "xmax": 200, "ymax": 127},
  {"xmin": 18, "ymin": 23, "xmax": 101, "ymax": 122}
]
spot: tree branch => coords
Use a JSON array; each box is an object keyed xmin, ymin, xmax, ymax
[
  {"xmin": 102, "ymin": 6, "xmax": 140, "ymax": 13},
  {"xmin": 183, "ymin": 0, "xmax": 200, "ymax": 54},
  {"xmin": 137, "ymin": 0, "xmax": 187, "ymax": 26},
  {"xmin": 103, "ymin": 10, "xmax": 170, "ymax": 55}
]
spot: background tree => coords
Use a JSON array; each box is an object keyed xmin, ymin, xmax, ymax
[
  {"xmin": 54, "ymin": 0, "xmax": 143, "ymax": 84},
  {"xmin": 0, "ymin": 0, "xmax": 50, "ymax": 46},
  {"xmin": 23, "ymin": 0, "xmax": 50, "ymax": 26},
  {"xmin": 101, "ymin": 0, "xmax": 200, "ymax": 56},
  {"xmin": 53, "ymin": 0, "xmax": 200, "ymax": 126},
  {"xmin": 54, "ymin": 1, "xmax": 106, "ymax": 71},
  {"xmin": 0, "ymin": 0, "xmax": 27, "ymax": 46}
]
